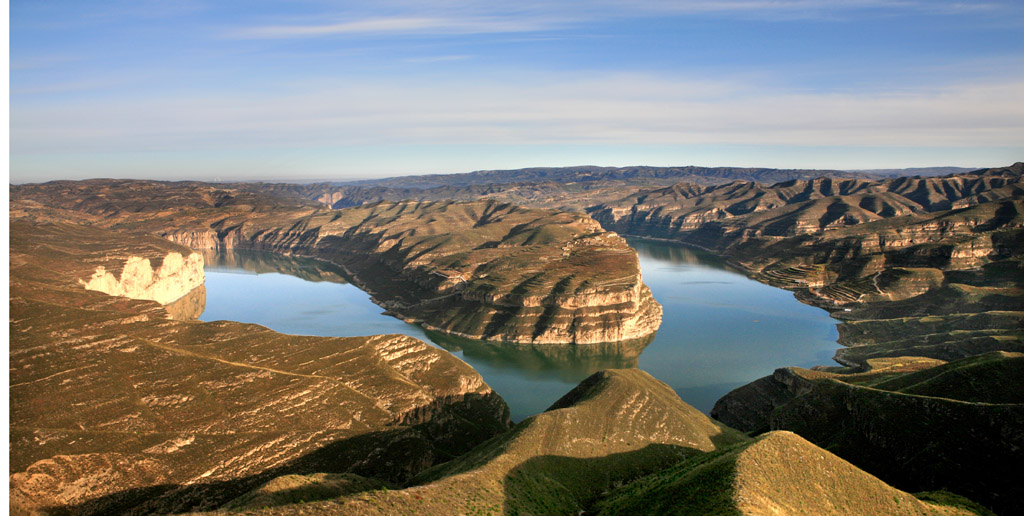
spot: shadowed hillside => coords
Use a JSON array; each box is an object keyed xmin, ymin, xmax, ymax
[
  {"xmin": 194, "ymin": 371, "xmax": 989, "ymax": 516},
  {"xmin": 712, "ymin": 352, "xmax": 1024, "ymax": 514},
  {"xmin": 595, "ymin": 431, "xmax": 984, "ymax": 516},
  {"xmin": 586, "ymin": 163, "xmax": 1023, "ymax": 514},
  {"xmin": 198, "ymin": 369, "xmax": 746, "ymax": 515}
]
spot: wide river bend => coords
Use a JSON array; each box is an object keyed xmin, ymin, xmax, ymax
[{"xmin": 199, "ymin": 239, "xmax": 840, "ymax": 422}]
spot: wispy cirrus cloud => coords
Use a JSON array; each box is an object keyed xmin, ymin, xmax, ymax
[
  {"xmin": 12, "ymin": 0, "xmax": 1022, "ymax": 181},
  {"xmin": 226, "ymin": 0, "xmax": 1021, "ymax": 40},
  {"xmin": 405, "ymin": 54, "xmax": 474, "ymax": 63},
  {"xmin": 228, "ymin": 15, "xmax": 562, "ymax": 39},
  {"xmin": 12, "ymin": 70, "xmax": 1024, "ymax": 154}
]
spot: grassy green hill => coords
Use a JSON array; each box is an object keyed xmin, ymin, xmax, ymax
[
  {"xmin": 713, "ymin": 352, "xmax": 1024, "ymax": 514},
  {"xmin": 596, "ymin": 431, "xmax": 986, "ymax": 516}
]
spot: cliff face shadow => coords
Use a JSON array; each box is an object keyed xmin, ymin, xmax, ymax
[
  {"xmin": 426, "ymin": 330, "xmax": 656, "ymax": 382},
  {"xmin": 48, "ymin": 392, "xmax": 509, "ymax": 516},
  {"xmin": 42, "ymin": 430, "xmax": 401, "ymax": 516},
  {"xmin": 500, "ymin": 443, "xmax": 711, "ymax": 516}
]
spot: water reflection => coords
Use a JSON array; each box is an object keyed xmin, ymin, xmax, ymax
[
  {"xmin": 165, "ymin": 284, "xmax": 207, "ymax": 320},
  {"xmin": 427, "ymin": 330, "xmax": 654, "ymax": 383},
  {"xmin": 203, "ymin": 249, "xmax": 351, "ymax": 285},
  {"xmin": 199, "ymin": 243, "xmax": 840, "ymax": 420},
  {"xmin": 627, "ymin": 239, "xmax": 737, "ymax": 271},
  {"xmin": 198, "ymin": 249, "xmax": 657, "ymax": 421},
  {"xmin": 627, "ymin": 237, "xmax": 839, "ymax": 414}
]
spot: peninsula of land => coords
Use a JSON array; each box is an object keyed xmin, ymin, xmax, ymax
[{"xmin": 9, "ymin": 163, "xmax": 1022, "ymax": 515}]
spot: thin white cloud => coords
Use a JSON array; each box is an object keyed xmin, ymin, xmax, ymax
[
  {"xmin": 11, "ymin": 71, "xmax": 1024, "ymax": 155},
  {"xmin": 229, "ymin": 15, "xmax": 560, "ymax": 39},
  {"xmin": 225, "ymin": 0, "xmax": 1020, "ymax": 40},
  {"xmin": 405, "ymin": 54, "xmax": 473, "ymax": 63}
]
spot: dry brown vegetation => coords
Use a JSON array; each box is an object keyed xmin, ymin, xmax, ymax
[
  {"xmin": 9, "ymin": 219, "xmax": 509, "ymax": 514},
  {"xmin": 11, "ymin": 183, "xmax": 662, "ymax": 345}
]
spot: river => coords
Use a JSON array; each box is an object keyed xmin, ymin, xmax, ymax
[{"xmin": 199, "ymin": 239, "xmax": 839, "ymax": 422}]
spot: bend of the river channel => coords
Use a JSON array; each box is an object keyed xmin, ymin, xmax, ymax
[{"xmin": 199, "ymin": 239, "xmax": 839, "ymax": 422}]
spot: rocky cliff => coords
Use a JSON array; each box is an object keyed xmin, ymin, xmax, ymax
[
  {"xmin": 11, "ymin": 181, "xmax": 662, "ymax": 345},
  {"xmin": 165, "ymin": 200, "xmax": 662, "ymax": 344},
  {"xmin": 588, "ymin": 164, "xmax": 1024, "ymax": 364},
  {"xmin": 80, "ymin": 250, "xmax": 205, "ymax": 305},
  {"xmin": 9, "ymin": 219, "xmax": 511, "ymax": 515}
]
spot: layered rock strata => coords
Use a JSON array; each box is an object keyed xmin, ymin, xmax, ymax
[
  {"xmin": 588, "ymin": 164, "xmax": 1024, "ymax": 514},
  {"xmin": 9, "ymin": 219, "xmax": 510, "ymax": 515},
  {"xmin": 229, "ymin": 165, "xmax": 876, "ymax": 212},
  {"xmin": 166, "ymin": 200, "xmax": 662, "ymax": 344},
  {"xmin": 588, "ymin": 165, "xmax": 1024, "ymax": 364},
  {"xmin": 11, "ymin": 182, "xmax": 662, "ymax": 345},
  {"xmin": 200, "ymin": 370, "xmax": 980, "ymax": 516},
  {"xmin": 206, "ymin": 369, "xmax": 749, "ymax": 515}
]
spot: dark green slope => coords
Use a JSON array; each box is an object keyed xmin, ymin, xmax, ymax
[
  {"xmin": 713, "ymin": 352, "xmax": 1024, "ymax": 514},
  {"xmin": 596, "ymin": 431, "xmax": 985, "ymax": 516}
]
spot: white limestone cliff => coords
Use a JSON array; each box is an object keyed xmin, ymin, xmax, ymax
[{"xmin": 81, "ymin": 252, "xmax": 205, "ymax": 305}]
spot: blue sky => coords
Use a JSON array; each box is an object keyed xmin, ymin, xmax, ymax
[{"xmin": 9, "ymin": 0, "xmax": 1024, "ymax": 182}]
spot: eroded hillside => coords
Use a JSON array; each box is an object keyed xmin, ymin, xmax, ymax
[
  {"xmin": 9, "ymin": 219, "xmax": 510, "ymax": 515},
  {"xmin": 194, "ymin": 371, "xmax": 982, "ymax": 516},
  {"xmin": 587, "ymin": 164, "xmax": 1023, "ymax": 514},
  {"xmin": 588, "ymin": 164, "xmax": 1024, "ymax": 364},
  {"xmin": 11, "ymin": 182, "xmax": 662, "ymax": 345},
  {"xmin": 226, "ymin": 165, "xmax": 875, "ymax": 212}
]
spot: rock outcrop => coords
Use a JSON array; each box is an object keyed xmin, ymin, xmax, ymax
[
  {"xmin": 164, "ymin": 200, "xmax": 663, "ymax": 345},
  {"xmin": 9, "ymin": 219, "xmax": 511, "ymax": 515},
  {"xmin": 80, "ymin": 251, "xmax": 204, "ymax": 305}
]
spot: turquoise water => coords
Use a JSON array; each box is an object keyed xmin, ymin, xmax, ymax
[{"xmin": 199, "ymin": 241, "xmax": 839, "ymax": 422}]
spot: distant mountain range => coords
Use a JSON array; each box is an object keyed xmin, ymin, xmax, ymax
[
  {"xmin": 331, "ymin": 165, "xmax": 987, "ymax": 189},
  {"xmin": 337, "ymin": 165, "xmax": 875, "ymax": 189},
  {"xmin": 847, "ymin": 166, "xmax": 979, "ymax": 177},
  {"xmin": 234, "ymin": 165, "xmax": 991, "ymax": 213}
]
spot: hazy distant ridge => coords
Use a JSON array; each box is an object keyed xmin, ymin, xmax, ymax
[
  {"xmin": 339, "ymin": 165, "xmax": 873, "ymax": 189},
  {"xmin": 848, "ymin": 166, "xmax": 979, "ymax": 177}
]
